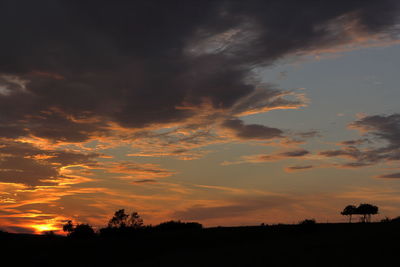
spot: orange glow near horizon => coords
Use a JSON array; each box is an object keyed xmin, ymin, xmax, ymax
[{"xmin": 31, "ymin": 222, "xmax": 60, "ymax": 234}]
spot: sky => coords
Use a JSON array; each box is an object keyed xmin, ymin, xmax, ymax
[{"xmin": 1, "ymin": 0, "xmax": 400, "ymax": 234}]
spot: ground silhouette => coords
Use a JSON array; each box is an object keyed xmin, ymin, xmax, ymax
[{"xmin": 2, "ymin": 217, "xmax": 400, "ymax": 266}]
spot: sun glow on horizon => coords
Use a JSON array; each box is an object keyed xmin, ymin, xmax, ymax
[{"xmin": 31, "ymin": 222, "xmax": 60, "ymax": 234}]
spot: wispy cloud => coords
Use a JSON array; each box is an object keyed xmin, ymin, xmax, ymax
[
  {"xmin": 222, "ymin": 149, "xmax": 311, "ymax": 165},
  {"xmin": 319, "ymin": 114, "xmax": 400, "ymax": 175}
]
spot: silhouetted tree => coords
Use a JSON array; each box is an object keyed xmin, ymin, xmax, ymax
[
  {"xmin": 62, "ymin": 220, "xmax": 95, "ymax": 238},
  {"xmin": 127, "ymin": 211, "xmax": 144, "ymax": 229},
  {"xmin": 356, "ymin": 203, "xmax": 378, "ymax": 223},
  {"xmin": 108, "ymin": 209, "xmax": 129, "ymax": 228},
  {"xmin": 341, "ymin": 205, "xmax": 357, "ymax": 223},
  {"xmin": 62, "ymin": 220, "xmax": 74, "ymax": 234},
  {"xmin": 108, "ymin": 209, "xmax": 143, "ymax": 228}
]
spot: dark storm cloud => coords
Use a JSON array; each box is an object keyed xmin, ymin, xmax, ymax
[
  {"xmin": 0, "ymin": 0, "xmax": 398, "ymax": 142},
  {"xmin": 222, "ymin": 118, "xmax": 283, "ymax": 140},
  {"xmin": 319, "ymin": 114, "xmax": 400, "ymax": 169}
]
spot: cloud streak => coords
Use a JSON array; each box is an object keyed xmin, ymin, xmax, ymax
[
  {"xmin": 319, "ymin": 114, "xmax": 400, "ymax": 169},
  {"xmin": 222, "ymin": 149, "xmax": 311, "ymax": 165}
]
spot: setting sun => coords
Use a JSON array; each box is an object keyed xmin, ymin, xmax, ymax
[{"xmin": 31, "ymin": 223, "xmax": 59, "ymax": 234}]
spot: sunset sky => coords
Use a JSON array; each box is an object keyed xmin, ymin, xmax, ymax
[{"xmin": 1, "ymin": 0, "xmax": 400, "ymax": 234}]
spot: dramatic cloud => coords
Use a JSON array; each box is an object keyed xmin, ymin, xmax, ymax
[
  {"xmin": 319, "ymin": 114, "xmax": 400, "ymax": 174},
  {"xmin": 0, "ymin": 140, "xmax": 99, "ymax": 186},
  {"xmin": 0, "ymin": 0, "xmax": 398, "ymax": 144},
  {"xmin": 349, "ymin": 114, "xmax": 400, "ymax": 147}
]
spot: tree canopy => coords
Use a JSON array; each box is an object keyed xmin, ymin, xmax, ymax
[
  {"xmin": 341, "ymin": 204, "xmax": 378, "ymax": 223},
  {"xmin": 62, "ymin": 220, "xmax": 95, "ymax": 238},
  {"xmin": 108, "ymin": 209, "xmax": 143, "ymax": 229},
  {"xmin": 341, "ymin": 205, "xmax": 357, "ymax": 223}
]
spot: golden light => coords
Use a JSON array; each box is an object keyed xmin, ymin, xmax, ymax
[{"xmin": 31, "ymin": 223, "xmax": 59, "ymax": 234}]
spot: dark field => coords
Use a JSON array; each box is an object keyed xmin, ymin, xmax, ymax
[{"xmin": 1, "ymin": 223, "xmax": 399, "ymax": 267}]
